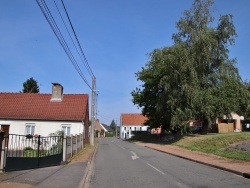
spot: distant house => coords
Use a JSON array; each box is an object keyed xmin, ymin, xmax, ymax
[
  {"xmin": 95, "ymin": 120, "xmax": 114, "ymax": 137},
  {"xmin": 0, "ymin": 83, "xmax": 89, "ymax": 144},
  {"xmin": 95, "ymin": 119, "xmax": 109, "ymax": 137},
  {"xmin": 151, "ymin": 127, "xmax": 162, "ymax": 134},
  {"xmin": 216, "ymin": 112, "xmax": 244, "ymax": 133},
  {"xmin": 120, "ymin": 113, "xmax": 149, "ymax": 139},
  {"xmin": 102, "ymin": 123, "xmax": 113, "ymax": 133}
]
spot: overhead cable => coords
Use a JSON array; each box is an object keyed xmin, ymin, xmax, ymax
[
  {"xmin": 53, "ymin": 0, "xmax": 94, "ymax": 79},
  {"xmin": 60, "ymin": 0, "xmax": 95, "ymax": 79},
  {"xmin": 36, "ymin": 0, "xmax": 91, "ymax": 89}
]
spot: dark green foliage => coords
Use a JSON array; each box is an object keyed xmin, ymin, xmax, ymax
[
  {"xmin": 22, "ymin": 77, "xmax": 40, "ymax": 93},
  {"xmin": 110, "ymin": 120, "xmax": 116, "ymax": 131},
  {"xmin": 105, "ymin": 133, "xmax": 114, "ymax": 137},
  {"xmin": 132, "ymin": 0, "xmax": 250, "ymax": 133}
]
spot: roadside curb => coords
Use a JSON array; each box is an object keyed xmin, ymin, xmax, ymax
[
  {"xmin": 78, "ymin": 143, "xmax": 98, "ymax": 188},
  {"xmin": 144, "ymin": 146, "xmax": 250, "ymax": 179}
]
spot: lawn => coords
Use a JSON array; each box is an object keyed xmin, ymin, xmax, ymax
[{"xmin": 130, "ymin": 132, "xmax": 250, "ymax": 161}]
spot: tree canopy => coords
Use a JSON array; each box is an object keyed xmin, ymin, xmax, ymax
[
  {"xmin": 131, "ymin": 0, "xmax": 250, "ymax": 133},
  {"xmin": 22, "ymin": 77, "xmax": 40, "ymax": 93},
  {"xmin": 110, "ymin": 120, "xmax": 116, "ymax": 131}
]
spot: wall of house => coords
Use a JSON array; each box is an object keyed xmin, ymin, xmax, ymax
[
  {"xmin": 120, "ymin": 125, "xmax": 148, "ymax": 139},
  {"xmin": 0, "ymin": 119, "xmax": 84, "ymax": 136}
]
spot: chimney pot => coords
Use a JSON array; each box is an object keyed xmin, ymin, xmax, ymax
[{"xmin": 51, "ymin": 82, "xmax": 63, "ymax": 102}]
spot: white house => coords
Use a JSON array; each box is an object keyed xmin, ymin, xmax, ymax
[
  {"xmin": 120, "ymin": 113, "xmax": 149, "ymax": 139},
  {"xmin": 0, "ymin": 83, "xmax": 90, "ymax": 144}
]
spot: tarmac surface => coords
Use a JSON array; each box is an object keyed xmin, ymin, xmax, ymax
[
  {"xmin": 135, "ymin": 142, "xmax": 250, "ymax": 179},
  {"xmin": 0, "ymin": 139, "xmax": 249, "ymax": 188}
]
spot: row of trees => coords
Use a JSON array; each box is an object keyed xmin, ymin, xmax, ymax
[{"xmin": 131, "ymin": 0, "xmax": 250, "ymax": 133}]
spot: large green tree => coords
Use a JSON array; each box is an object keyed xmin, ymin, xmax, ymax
[
  {"xmin": 132, "ymin": 0, "xmax": 249, "ymax": 133},
  {"xmin": 22, "ymin": 77, "xmax": 40, "ymax": 93}
]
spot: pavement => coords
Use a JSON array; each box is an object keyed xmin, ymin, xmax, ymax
[
  {"xmin": 0, "ymin": 145, "xmax": 96, "ymax": 188},
  {"xmin": 0, "ymin": 140, "xmax": 249, "ymax": 188}
]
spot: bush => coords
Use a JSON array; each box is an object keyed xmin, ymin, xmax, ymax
[{"xmin": 105, "ymin": 133, "xmax": 114, "ymax": 137}]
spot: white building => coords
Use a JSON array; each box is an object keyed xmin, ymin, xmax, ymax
[
  {"xmin": 120, "ymin": 113, "xmax": 149, "ymax": 139},
  {"xmin": 0, "ymin": 83, "xmax": 90, "ymax": 144}
]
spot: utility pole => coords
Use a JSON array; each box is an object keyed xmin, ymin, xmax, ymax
[
  {"xmin": 115, "ymin": 120, "xmax": 117, "ymax": 137},
  {"xmin": 90, "ymin": 77, "xmax": 96, "ymax": 146}
]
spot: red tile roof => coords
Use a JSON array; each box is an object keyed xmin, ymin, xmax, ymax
[
  {"xmin": 121, "ymin": 113, "xmax": 147, "ymax": 126},
  {"xmin": 0, "ymin": 93, "xmax": 88, "ymax": 121}
]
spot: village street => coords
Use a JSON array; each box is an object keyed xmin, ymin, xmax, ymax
[{"xmin": 89, "ymin": 137, "xmax": 250, "ymax": 188}]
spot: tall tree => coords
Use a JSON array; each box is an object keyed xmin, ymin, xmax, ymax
[
  {"xmin": 22, "ymin": 77, "xmax": 40, "ymax": 93},
  {"xmin": 110, "ymin": 120, "xmax": 116, "ymax": 131},
  {"xmin": 132, "ymin": 0, "xmax": 249, "ymax": 133}
]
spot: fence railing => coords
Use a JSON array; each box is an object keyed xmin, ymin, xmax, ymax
[
  {"xmin": 0, "ymin": 133, "xmax": 85, "ymax": 172},
  {"xmin": 4, "ymin": 134, "xmax": 63, "ymax": 158}
]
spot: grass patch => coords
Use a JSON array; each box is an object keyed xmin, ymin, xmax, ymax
[{"xmin": 172, "ymin": 133, "xmax": 250, "ymax": 161}]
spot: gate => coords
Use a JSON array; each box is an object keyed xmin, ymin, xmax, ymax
[{"xmin": 4, "ymin": 134, "xmax": 63, "ymax": 172}]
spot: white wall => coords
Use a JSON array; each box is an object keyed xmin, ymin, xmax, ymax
[
  {"xmin": 120, "ymin": 125, "xmax": 149, "ymax": 139},
  {"xmin": 0, "ymin": 119, "xmax": 84, "ymax": 136}
]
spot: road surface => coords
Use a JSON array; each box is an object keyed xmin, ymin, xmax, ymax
[{"xmin": 89, "ymin": 137, "xmax": 250, "ymax": 188}]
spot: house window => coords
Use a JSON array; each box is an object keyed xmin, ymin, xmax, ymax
[
  {"xmin": 124, "ymin": 127, "xmax": 126, "ymax": 130},
  {"xmin": 62, "ymin": 125, "xmax": 71, "ymax": 136},
  {"xmin": 25, "ymin": 124, "xmax": 35, "ymax": 135},
  {"xmin": 130, "ymin": 127, "xmax": 132, "ymax": 130}
]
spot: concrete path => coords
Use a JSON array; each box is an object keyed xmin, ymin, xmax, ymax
[{"xmin": 0, "ymin": 146, "xmax": 95, "ymax": 188}]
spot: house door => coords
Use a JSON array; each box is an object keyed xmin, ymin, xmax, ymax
[
  {"xmin": 1, "ymin": 125, "xmax": 9, "ymax": 135},
  {"xmin": 1, "ymin": 125, "xmax": 10, "ymax": 146},
  {"xmin": 0, "ymin": 125, "xmax": 9, "ymax": 164}
]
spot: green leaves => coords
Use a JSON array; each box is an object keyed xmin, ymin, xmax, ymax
[
  {"xmin": 22, "ymin": 77, "xmax": 40, "ymax": 93},
  {"xmin": 132, "ymin": 0, "xmax": 249, "ymax": 133}
]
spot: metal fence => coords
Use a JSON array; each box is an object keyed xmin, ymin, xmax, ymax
[
  {"xmin": 0, "ymin": 133, "xmax": 85, "ymax": 172},
  {"xmin": 6, "ymin": 134, "xmax": 63, "ymax": 158}
]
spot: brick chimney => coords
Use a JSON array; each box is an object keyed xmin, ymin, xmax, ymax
[{"xmin": 51, "ymin": 82, "xmax": 63, "ymax": 102}]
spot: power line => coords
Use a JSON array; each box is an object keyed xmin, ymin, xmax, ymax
[
  {"xmin": 53, "ymin": 0, "xmax": 95, "ymax": 79},
  {"xmin": 60, "ymin": 0, "xmax": 95, "ymax": 79},
  {"xmin": 36, "ymin": 0, "xmax": 92, "ymax": 89}
]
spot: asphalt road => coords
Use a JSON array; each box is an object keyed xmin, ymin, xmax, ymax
[{"xmin": 90, "ymin": 137, "xmax": 250, "ymax": 188}]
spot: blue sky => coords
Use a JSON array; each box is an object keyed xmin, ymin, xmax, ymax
[{"xmin": 1, "ymin": 0, "xmax": 249, "ymax": 125}]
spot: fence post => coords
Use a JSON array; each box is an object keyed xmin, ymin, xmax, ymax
[
  {"xmin": 70, "ymin": 135, "xmax": 73, "ymax": 157},
  {"xmin": 76, "ymin": 134, "xmax": 78, "ymax": 154},
  {"xmin": 0, "ymin": 138, "xmax": 5, "ymax": 173},
  {"xmin": 81, "ymin": 133, "xmax": 83, "ymax": 149},
  {"xmin": 62, "ymin": 135, "xmax": 67, "ymax": 163}
]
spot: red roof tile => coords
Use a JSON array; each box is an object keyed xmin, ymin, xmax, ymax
[
  {"xmin": 0, "ymin": 93, "xmax": 88, "ymax": 121},
  {"xmin": 121, "ymin": 113, "xmax": 147, "ymax": 126}
]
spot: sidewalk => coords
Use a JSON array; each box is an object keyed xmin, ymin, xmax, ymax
[
  {"xmin": 0, "ymin": 146, "xmax": 95, "ymax": 188},
  {"xmin": 135, "ymin": 142, "xmax": 250, "ymax": 179}
]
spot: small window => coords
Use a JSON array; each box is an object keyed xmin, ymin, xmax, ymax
[
  {"xmin": 25, "ymin": 124, "xmax": 35, "ymax": 135},
  {"xmin": 130, "ymin": 127, "xmax": 132, "ymax": 130},
  {"xmin": 124, "ymin": 127, "xmax": 126, "ymax": 130},
  {"xmin": 62, "ymin": 125, "xmax": 71, "ymax": 136}
]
